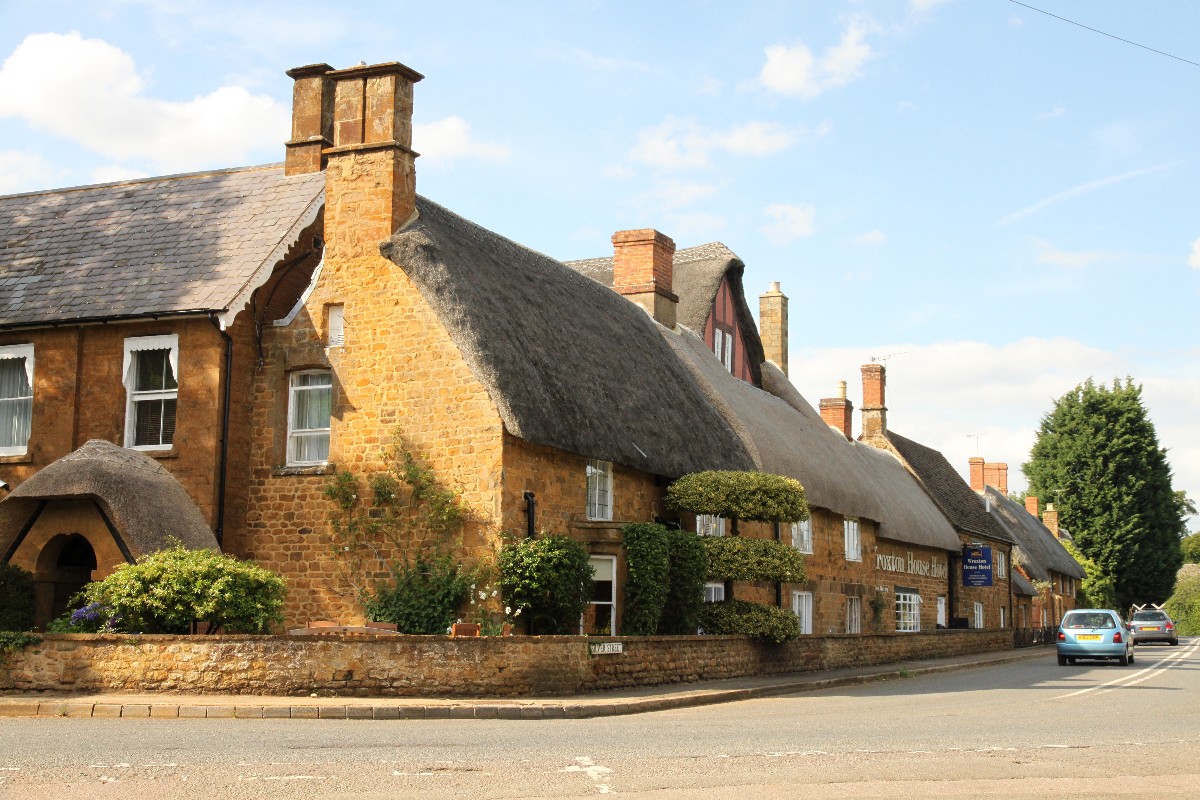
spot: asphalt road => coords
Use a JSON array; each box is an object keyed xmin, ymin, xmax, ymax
[{"xmin": 2, "ymin": 640, "xmax": 1198, "ymax": 799}]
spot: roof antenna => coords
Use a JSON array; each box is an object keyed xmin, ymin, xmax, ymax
[
  {"xmin": 870, "ymin": 351, "xmax": 906, "ymax": 365},
  {"xmin": 966, "ymin": 433, "xmax": 985, "ymax": 455}
]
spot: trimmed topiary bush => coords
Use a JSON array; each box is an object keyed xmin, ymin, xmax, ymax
[
  {"xmin": 658, "ymin": 528, "xmax": 708, "ymax": 635},
  {"xmin": 621, "ymin": 523, "xmax": 671, "ymax": 635},
  {"xmin": 363, "ymin": 553, "xmax": 474, "ymax": 634},
  {"xmin": 81, "ymin": 544, "xmax": 286, "ymax": 634},
  {"xmin": 698, "ymin": 599, "xmax": 801, "ymax": 643},
  {"xmin": 703, "ymin": 536, "xmax": 806, "ymax": 583},
  {"xmin": 498, "ymin": 534, "xmax": 592, "ymax": 635},
  {"xmin": 0, "ymin": 562, "xmax": 36, "ymax": 632},
  {"xmin": 664, "ymin": 471, "xmax": 809, "ymax": 528}
]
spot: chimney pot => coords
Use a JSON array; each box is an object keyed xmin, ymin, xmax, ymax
[
  {"xmin": 1042, "ymin": 503, "xmax": 1060, "ymax": 537},
  {"xmin": 759, "ymin": 282, "xmax": 789, "ymax": 377},
  {"xmin": 612, "ymin": 229, "xmax": 678, "ymax": 327},
  {"xmin": 1025, "ymin": 495, "xmax": 1039, "ymax": 517}
]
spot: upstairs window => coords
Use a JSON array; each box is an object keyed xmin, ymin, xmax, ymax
[
  {"xmin": 0, "ymin": 344, "xmax": 34, "ymax": 456},
  {"xmin": 703, "ymin": 582, "xmax": 726, "ymax": 603},
  {"xmin": 995, "ymin": 550, "xmax": 1007, "ymax": 580},
  {"xmin": 123, "ymin": 335, "xmax": 178, "ymax": 450},
  {"xmin": 696, "ymin": 514, "xmax": 725, "ymax": 537},
  {"xmin": 843, "ymin": 518, "xmax": 861, "ymax": 562},
  {"xmin": 791, "ymin": 517, "xmax": 813, "ymax": 554},
  {"xmin": 287, "ymin": 370, "xmax": 332, "ymax": 465},
  {"xmin": 586, "ymin": 459, "xmax": 612, "ymax": 521}
]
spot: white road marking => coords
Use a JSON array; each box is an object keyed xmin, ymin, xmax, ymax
[
  {"xmin": 1054, "ymin": 639, "xmax": 1199, "ymax": 699},
  {"xmin": 561, "ymin": 756, "xmax": 616, "ymax": 794}
]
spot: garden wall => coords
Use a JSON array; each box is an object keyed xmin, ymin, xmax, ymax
[{"xmin": 1, "ymin": 630, "xmax": 1012, "ymax": 697}]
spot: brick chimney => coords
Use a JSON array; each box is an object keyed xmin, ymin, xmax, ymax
[
  {"xmin": 285, "ymin": 60, "xmax": 424, "ymax": 257},
  {"xmin": 612, "ymin": 229, "xmax": 678, "ymax": 327},
  {"xmin": 820, "ymin": 381, "xmax": 853, "ymax": 439},
  {"xmin": 969, "ymin": 457, "xmax": 985, "ymax": 491},
  {"xmin": 1025, "ymin": 495, "xmax": 1039, "ymax": 517},
  {"xmin": 1043, "ymin": 502, "xmax": 1060, "ymax": 538},
  {"xmin": 860, "ymin": 363, "xmax": 887, "ymax": 440},
  {"xmin": 983, "ymin": 462, "xmax": 1008, "ymax": 495},
  {"xmin": 759, "ymin": 282, "xmax": 788, "ymax": 377}
]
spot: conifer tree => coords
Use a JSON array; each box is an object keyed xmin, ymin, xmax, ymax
[{"xmin": 1023, "ymin": 378, "xmax": 1185, "ymax": 609}]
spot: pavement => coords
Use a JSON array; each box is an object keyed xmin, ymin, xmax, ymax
[{"xmin": 0, "ymin": 646, "xmax": 1051, "ymax": 721}]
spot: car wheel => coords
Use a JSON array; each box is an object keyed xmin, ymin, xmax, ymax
[
  {"xmin": 1119, "ymin": 653, "xmax": 1129, "ymax": 666},
  {"xmin": 1068, "ymin": 658, "xmax": 1075, "ymax": 664},
  {"xmin": 1057, "ymin": 654, "xmax": 1067, "ymax": 666},
  {"xmin": 1129, "ymin": 652, "xmax": 1135, "ymax": 665},
  {"xmin": 1170, "ymin": 639, "xmax": 1178, "ymax": 646}
]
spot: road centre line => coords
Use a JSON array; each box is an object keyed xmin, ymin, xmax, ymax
[{"xmin": 1054, "ymin": 640, "xmax": 1200, "ymax": 700}]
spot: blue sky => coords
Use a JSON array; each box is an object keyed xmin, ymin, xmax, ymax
[{"xmin": 1, "ymin": 0, "xmax": 1197, "ymax": 525}]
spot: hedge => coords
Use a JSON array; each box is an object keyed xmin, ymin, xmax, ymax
[
  {"xmin": 0, "ymin": 562, "xmax": 36, "ymax": 632},
  {"xmin": 703, "ymin": 536, "xmax": 806, "ymax": 583},
  {"xmin": 698, "ymin": 599, "xmax": 801, "ymax": 643},
  {"xmin": 620, "ymin": 523, "xmax": 671, "ymax": 635},
  {"xmin": 498, "ymin": 534, "xmax": 592, "ymax": 635},
  {"xmin": 664, "ymin": 471, "xmax": 809, "ymax": 524},
  {"xmin": 658, "ymin": 528, "xmax": 708, "ymax": 635}
]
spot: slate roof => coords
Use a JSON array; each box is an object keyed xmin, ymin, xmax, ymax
[
  {"xmin": 884, "ymin": 431, "xmax": 1014, "ymax": 545},
  {"xmin": 379, "ymin": 197, "xmax": 756, "ymax": 479},
  {"xmin": 663, "ymin": 329, "xmax": 963, "ymax": 551},
  {"xmin": 981, "ymin": 486, "xmax": 1085, "ymax": 581},
  {"xmin": 0, "ymin": 165, "xmax": 325, "ymax": 329},
  {"xmin": 0, "ymin": 440, "xmax": 218, "ymax": 559},
  {"xmin": 565, "ymin": 243, "xmax": 766, "ymax": 385}
]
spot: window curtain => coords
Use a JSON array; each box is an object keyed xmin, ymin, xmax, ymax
[{"xmin": 0, "ymin": 357, "xmax": 32, "ymax": 449}]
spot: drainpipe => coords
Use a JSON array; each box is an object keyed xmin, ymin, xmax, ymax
[{"xmin": 208, "ymin": 314, "xmax": 233, "ymax": 548}]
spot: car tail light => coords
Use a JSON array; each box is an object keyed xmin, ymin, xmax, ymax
[
  {"xmin": 1113, "ymin": 632, "xmax": 1123, "ymax": 643},
  {"xmin": 1167, "ymin": 623, "xmax": 1175, "ymax": 631},
  {"xmin": 1057, "ymin": 631, "xmax": 1065, "ymax": 641}
]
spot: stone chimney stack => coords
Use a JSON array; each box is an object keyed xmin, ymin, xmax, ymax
[
  {"xmin": 860, "ymin": 363, "xmax": 887, "ymax": 440},
  {"xmin": 983, "ymin": 462, "xmax": 1008, "ymax": 495},
  {"xmin": 969, "ymin": 457, "xmax": 985, "ymax": 491},
  {"xmin": 758, "ymin": 282, "xmax": 788, "ymax": 377},
  {"xmin": 611, "ymin": 229, "xmax": 678, "ymax": 328},
  {"xmin": 1025, "ymin": 495, "xmax": 1039, "ymax": 517},
  {"xmin": 285, "ymin": 60, "xmax": 424, "ymax": 255},
  {"xmin": 1043, "ymin": 502, "xmax": 1060, "ymax": 538},
  {"xmin": 820, "ymin": 381, "xmax": 854, "ymax": 439}
]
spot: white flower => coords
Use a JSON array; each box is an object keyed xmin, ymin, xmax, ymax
[
  {"xmin": 504, "ymin": 606, "xmax": 511, "ymax": 615},
  {"xmin": 512, "ymin": 608, "xmax": 522, "ymax": 617},
  {"xmin": 478, "ymin": 591, "xmax": 487, "ymax": 600}
]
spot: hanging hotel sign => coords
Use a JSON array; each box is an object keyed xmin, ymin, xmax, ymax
[
  {"xmin": 875, "ymin": 551, "xmax": 947, "ymax": 580},
  {"xmin": 962, "ymin": 544, "xmax": 993, "ymax": 587}
]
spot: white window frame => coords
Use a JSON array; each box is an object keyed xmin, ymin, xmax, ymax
[
  {"xmin": 713, "ymin": 328, "xmax": 725, "ymax": 364},
  {"xmin": 326, "ymin": 304, "xmax": 345, "ymax": 348},
  {"xmin": 696, "ymin": 514, "xmax": 725, "ymax": 537},
  {"xmin": 122, "ymin": 334, "xmax": 178, "ymax": 451},
  {"xmin": 999, "ymin": 606, "xmax": 1007, "ymax": 629},
  {"xmin": 896, "ymin": 589, "xmax": 921, "ymax": 632},
  {"xmin": 995, "ymin": 550, "xmax": 1007, "ymax": 580},
  {"xmin": 586, "ymin": 459, "xmax": 613, "ymax": 521},
  {"xmin": 973, "ymin": 601, "xmax": 985, "ymax": 629},
  {"xmin": 791, "ymin": 517, "xmax": 813, "ymax": 554},
  {"xmin": 286, "ymin": 369, "xmax": 333, "ymax": 466},
  {"xmin": 0, "ymin": 343, "xmax": 34, "ymax": 456},
  {"xmin": 792, "ymin": 590, "xmax": 813, "ymax": 635},
  {"xmin": 936, "ymin": 596, "xmax": 947, "ymax": 628},
  {"xmin": 583, "ymin": 555, "xmax": 617, "ymax": 636},
  {"xmin": 846, "ymin": 596, "xmax": 862, "ymax": 634},
  {"xmin": 843, "ymin": 518, "xmax": 861, "ymax": 562},
  {"xmin": 703, "ymin": 582, "xmax": 726, "ymax": 603}
]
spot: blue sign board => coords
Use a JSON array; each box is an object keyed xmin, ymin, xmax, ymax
[{"xmin": 962, "ymin": 545, "xmax": 993, "ymax": 587}]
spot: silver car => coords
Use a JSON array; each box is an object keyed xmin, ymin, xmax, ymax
[
  {"xmin": 1057, "ymin": 609, "xmax": 1135, "ymax": 666},
  {"xmin": 1128, "ymin": 609, "xmax": 1178, "ymax": 646}
]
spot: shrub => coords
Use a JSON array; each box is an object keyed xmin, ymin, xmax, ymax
[
  {"xmin": 45, "ymin": 602, "xmax": 122, "ymax": 633},
  {"xmin": 1165, "ymin": 563, "xmax": 1200, "ymax": 636},
  {"xmin": 498, "ymin": 534, "xmax": 592, "ymax": 635},
  {"xmin": 698, "ymin": 599, "xmax": 801, "ymax": 643},
  {"xmin": 0, "ymin": 562, "xmax": 35, "ymax": 632},
  {"xmin": 658, "ymin": 529, "xmax": 708, "ymax": 635},
  {"xmin": 664, "ymin": 471, "xmax": 809, "ymax": 524},
  {"xmin": 703, "ymin": 536, "xmax": 806, "ymax": 583},
  {"xmin": 363, "ymin": 553, "xmax": 474, "ymax": 634},
  {"xmin": 82, "ymin": 544, "xmax": 286, "ymax": 634},
  {"xmin": 620, "ymin": 524, "xmax": 670, "ymax": 636}
]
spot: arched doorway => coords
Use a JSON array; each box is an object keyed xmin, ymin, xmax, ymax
[{"xmin": 33, "ymin": 533, "xmax": 97, "ymax": 629}]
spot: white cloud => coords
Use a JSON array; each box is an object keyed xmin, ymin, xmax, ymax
[
  {"xmin": 636, "ymin": 178, "xmax": 719, "ymax": 212},
  {"xmin": 413, "ymin": 117, "xmax": 509, "ymax": 164},
  {"xmin": 0, "ymin": 149, "xmax": 68, "ymax": 193},
  {"xmin": 855, "ymin": 230, "xmax": 888, "ymax": 247},
  {"xmin": 662, "ymin": 211, "xmax": 727, "ymax": 239},
  {"xmin": 0, "ymin": 32, "xmax": 287, "ymax": 172},
  {"xmin": 629, "ymin": 117, "xmax": 800, "ymax": 170},
  {"xmin": 910, "ymin": 0, "xmax": 953, "ymax": 12},
  {"xmin": 90, "ymin": 165, "xmax": 150, "ymax": 184},
  {"xmin": 759, "ymin": 18, "xmax": 874, "ymax": 100},
  {"xmin": 998, "ymin": 163, "xmax": 1177, "ymax": 225},
  {"xmin": 1189, "ymin": 238, "xmax": 1200, "ymax": 269},
  {"xmin": 1036, "ymin": 104, "xmax": 1067, "ymax": 120},
  {"xmin": 789, "ymin": 338, "xmax": 1200, "ymax": 511},
  {"xmin": 762, "ymin": 203, "xmax": 816, "ymax": 243},
  {"xmin": 1031, "ymin": 237, "xmax": 1117, "ymax": 269}
]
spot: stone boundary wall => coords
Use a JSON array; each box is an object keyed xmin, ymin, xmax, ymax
[{"xmin": 1, "ymin": 630, "xmax": 1012, "ymax": 697}]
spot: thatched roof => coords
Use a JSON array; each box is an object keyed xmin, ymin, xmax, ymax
[
  {"xmin": 379, "ymin": 197, "xmax": 755, "ymax": 478},
  {"xmin": 884, "ymin": 431, "xmax": 1014, "ymax": 545},
  {"xmin": 662, "ymin": 329, "xmax": 961, "ymax": 551},
  {"xmin": 565, "ymin": 242, "xmax": 765, "ymax": 386},
  {"xmin": 981, "ymin": 486, "xmax": 1085, "ymax": 581},
  {"xmin": 1011, "ymin": 569, "xmax": 1038, "ymax": 597},
  {"xmin": 0, "ymin": 440, "xmax": 217, "ymax": 558},
  {"xmin": 0, "ymin": 165, "xmax": 325, "ymax": 329}
]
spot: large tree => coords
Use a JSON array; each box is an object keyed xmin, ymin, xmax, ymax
[{"xmin": 1024, "ymin": 379, "xmax": 1185, "ymax": 610}]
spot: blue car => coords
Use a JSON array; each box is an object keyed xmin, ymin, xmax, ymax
[{"xmin": 1056, "ymin": 609, "xmax": 1135, "ymax": 666}]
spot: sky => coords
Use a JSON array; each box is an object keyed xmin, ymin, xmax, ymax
[{"xmin": 1, "ymin": 0, "xmax": 1197, "ymax": 527}]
